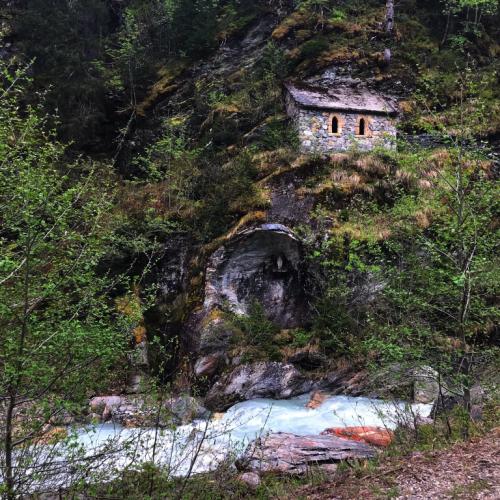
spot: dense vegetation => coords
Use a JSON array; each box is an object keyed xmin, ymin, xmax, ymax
[{"xmin": 0, "ymin": 0, "xmax": 499, "ymax": 497}]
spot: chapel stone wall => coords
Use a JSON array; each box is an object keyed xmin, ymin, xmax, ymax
[{"xmin": 296, "ymin": 108, "xmax": 397, "ymax": 153}]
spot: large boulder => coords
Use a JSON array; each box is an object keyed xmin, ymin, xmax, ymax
[
  {"xmin": 164, "ymin": 395, "xmax": 211, "ymax": 425},
  {"xmin": 204, "ymin": 362, "xmax": 313, "ymax": 411},
  {"xmin": 236, "ymin": 432, "xmax": 376, "ymax": 475},
  {"xmin": 89, "ymin": 395, "xmax": 124, "ymax": 421}
]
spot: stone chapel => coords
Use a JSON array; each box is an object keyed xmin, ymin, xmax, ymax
[{"xmin": 284, "ymin": 81, "xmax": 398, "ymax": 153}]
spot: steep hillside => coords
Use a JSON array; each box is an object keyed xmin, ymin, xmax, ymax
[
  {"xmin": 1, "ymin": 1, "xmax": 499, "ymax": 497},
  {"xmin": 5, "ymin": 0, "xmax": 498, "ymax": 398}
]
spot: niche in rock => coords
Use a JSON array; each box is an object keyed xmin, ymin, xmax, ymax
[{"xmin": 204, "ymin": 224, "xmax": 308, "ymax": 328}]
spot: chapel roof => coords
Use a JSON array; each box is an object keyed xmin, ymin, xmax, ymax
[{"xmin": 284, "ymin": 81, "xmax": 398, "ymax": 115}]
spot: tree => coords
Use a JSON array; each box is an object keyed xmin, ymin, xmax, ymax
[
  {"xmin": 384, "ymin": 0, "xmax": 395, "ymax": 65},
  {"xmin": 306, "ymin": 62, "xmax": 498, "ymax": 436},
  {"xmin": 372, "ymin": 62, "xmax": 498, "ymax": 432},
  {"xmin": 10, "ymin": 0, "xmax": 112, "ymax": 147},
  {"xmin": 440, "ymin": 0, "xmax": 498, "ymax": 46},
  {"xmin": 0, "ymin": 63, "xmax": 134, "ymax": 498}
]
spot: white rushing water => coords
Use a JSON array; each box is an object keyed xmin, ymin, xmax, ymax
[{"xmin": 22, "ymin": 394, "xmax": 432, "ymax": 491}]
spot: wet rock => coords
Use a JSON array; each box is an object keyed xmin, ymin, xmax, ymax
[
  {"xmin": 321, "ymin": 426, "xmax": 393, "ymax": 447},
  {"xmin": 110, "ymin": 400, "xmax": 147, "ymax": 427},
  {"xmin": 236, "ymin": 432, "xmax": 376, "ymax": 475},
  {"xmin": 306, "ymin": 390, "xmax": 328, "ymax": 409},
  {"xmin": 164, "ymin": 395, "xmax": 210, "ymax": 425},
  {"xmin": 91, "ymin": 395, "xmax": 208, "ymax": 427},
  {"xmin": 89, "ymin": 395, "xmax": 123, "ymax": 418},
  {"xmin": 204, "ymin": 362, "xmax": 313, "ymax": 411}
]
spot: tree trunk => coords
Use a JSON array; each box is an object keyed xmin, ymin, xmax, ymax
[
  {"xmin": 4, "ymin": 393, "xmax": 16, "ymax": 499},
  {"xmin": 385, "ymin": 0, "xmax": 394, "ymax": 33},
  {"xmin": 384, "ymin": 1, "xmax": 394, "ymax": 67},
  {"xmin": 440, "ymin": 12, "xmax": 451, "ymax": 48},
  {"xmin": 384, "ymin": 47, "xmax": 392, "ymax": 65}
]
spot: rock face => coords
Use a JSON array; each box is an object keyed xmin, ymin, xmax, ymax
[
  {"xmin": 204, "ymin": 362, "xmax": 313, "ymax": 411},
  {"xmin": 194, "ymin": 353, "xmax": 227, "ymax": 377},
  {"xmin": 193, "ymin": 224, "xmax": 311, "ymax": 382},
  {"xmin": 237, "ymin": 432, "xmax": 376, "ymax": 475},
  {"xmin": 203, "ymin": 224, "xmax": 306, "ymax": 331}
]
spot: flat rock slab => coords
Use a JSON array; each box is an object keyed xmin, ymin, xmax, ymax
[
  {"xmin": 237, "ymin": 432, "xmax": 376, "ymax": 475},
  {"xmin": 322, "ymin": 426, "xmax": 393, "ymax": 447}
]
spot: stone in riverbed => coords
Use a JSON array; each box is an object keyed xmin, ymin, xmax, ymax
[
  {"xmin": 306, "ymin": 390, "xmax": 328, "ymax": 409},
  {"xmin": 321, "ymin": 426, "xmax": 393, "ymax": 447},
  {"xmin": 204, "ymin": 362, "xmax": 313, "ymax": 411},
  {"xmin": 90, "ymin": 395, "xmax": 123, "ymax": 421},
  {"xmin": 90, "ymin": 394, "xmax": 209, "ymax": 426},
  {"xmin": 164, "ymin": 395, "xmax": 210, "ymax": 425},
  {"xmin": 90, "ymin": 395, "xmax": 123, "ymax": 413},
  {"xmin": 236, "ymin": 432, "xmax": 376, "ymax": 475}
]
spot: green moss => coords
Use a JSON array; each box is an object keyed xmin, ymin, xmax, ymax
[{"xmin": 299, "ymin": 37, "xmax": 330, "ymax": 59}]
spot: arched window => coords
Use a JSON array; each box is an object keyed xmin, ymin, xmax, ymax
[
  {"xmin": 358, "ymin": 117, "xmax": 366, "ymax": 136},
  {"xmin": 329, "ymin": 114, "xmax": 342, "ymax": 135},
  {"xmin": 331, "ymin": 116, "xmax": 339, "ymax": 134}
]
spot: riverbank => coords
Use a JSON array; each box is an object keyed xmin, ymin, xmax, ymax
[{"xmin": 298, "ymin": 430, "xmax": 500, "ymax": 499}]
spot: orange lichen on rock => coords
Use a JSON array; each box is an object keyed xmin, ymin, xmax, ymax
[
  {"xmin": 322, "ymin": 426, "xmax": 393, "ymax": 447},
  {"xmin": 133, "ymin": 325, "xmax": 147, "ymax": 344}
]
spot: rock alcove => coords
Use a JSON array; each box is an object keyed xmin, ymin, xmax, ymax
[
  {"xmin": 204, "ymin": 224, "xmax": 307, "ymax": 329},
  {"xmin": 193, "ymin": 223, "xmax": 310, "ymax": 375}
]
